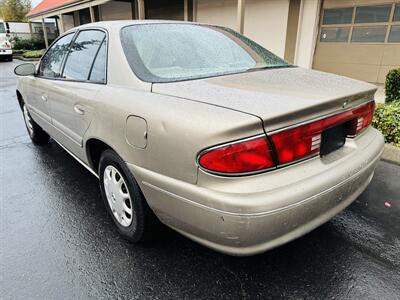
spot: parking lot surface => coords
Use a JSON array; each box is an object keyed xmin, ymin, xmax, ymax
[{"xmin": 1, "ymin": 60, "xmax": 399, "ymax": 299}]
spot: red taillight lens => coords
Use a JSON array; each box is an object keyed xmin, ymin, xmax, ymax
[
  {"xmin": 271, "ymin": 123, "xmax": 322, "ymax": 165},
  {"xmin": 198, "ymin": 137, "xmax": 275, "ymax": 174},
  {"xmin": 271, "ymin": 101, "xmax": 375, "ymax": 165},
  {"xmin": 198, "ymin": 102, "xmax": 374, "ymax": 175},
  {"xmin": 346, "ymin": 101, "xmax": 375, "ymax": 136}
]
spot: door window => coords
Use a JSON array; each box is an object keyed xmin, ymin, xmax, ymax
[
  {"xmin": 62, "ymin": 30, "xmax": 106, "ymax": 81},
  {"xmin": 89, "ymin": 39, "xmax": 107, "ymax": 82},
  {"xmin": 39, "ymin": 33, "xmax": 74, "ymax": 78}
]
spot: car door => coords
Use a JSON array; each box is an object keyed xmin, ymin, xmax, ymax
[
  {"xmin": 47, "ymin": 29, "xmax": 107, "ymax": 161},
  {"xmin": 24, "ymin": 33, "xmax": 75, "ymax": 131}
]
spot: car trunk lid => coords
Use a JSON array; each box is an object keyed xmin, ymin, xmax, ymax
[{"xmin": 152, "ymin": 67, "xmax": 376, "ymax": 132}]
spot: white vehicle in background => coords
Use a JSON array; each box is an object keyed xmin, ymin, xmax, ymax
[{"xmin": 0, "ymin": 19, "xmax": 13, "ymax": 61}]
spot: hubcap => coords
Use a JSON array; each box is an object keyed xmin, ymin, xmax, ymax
[
  {"xmin": 103, "ymin": 165, "xmax": 134, "ymax": 227},
  {"xmin": 23, "ymin": 105, "xmax": 33, "ymax": 136}
]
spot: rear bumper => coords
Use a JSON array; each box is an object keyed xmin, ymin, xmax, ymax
[
  {"xmin": 128, "ymin": 127, "xmax": 384, "ymax": 256},
  {"xmin": 0, "ymin": 49, "xmax": 12, "ymax": 56}
]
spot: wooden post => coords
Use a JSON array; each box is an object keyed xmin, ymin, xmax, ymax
[
  {"xmin": 89, "ymin": 6, "xmax": 95, "ymax": 22},
  {"xmin": 137, "ymin": 0, "xmax": 145, "ymax": 20},
  {"xmin": 41, "ymin": 18, "xmax": 49, "ymax": 48},
  {"xmin": 58, "ymin": 14, "xmax": 65, "ymax": 33},
  {"xmin": 236, "ymin": 0, "xmax": 246, "ymax": 34},
  {"xmin": 192, "ymin": 0, "xmax": 197, "ymax": 22},
  {"xmin": 184, "ymin": 0, "xmax": 188, "ymax": 21},
  {"xmin": 28, "ymin": 21, "xmax": 33, "ymax": 39}
]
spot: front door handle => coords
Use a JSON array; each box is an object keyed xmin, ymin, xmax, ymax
[
  {"xmin": 41, "ymin": 95, "xmax": 47, "ymax": 102},
  {"xmin": 74, "ymin": 104, "xmax": 85, "ymax": 115}
]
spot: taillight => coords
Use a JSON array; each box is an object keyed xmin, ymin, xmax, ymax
[
  {"xmin": 346, "ymin": 101, "xmax": 375, "ymax": 136},
  {"xmin": 198, "ymin": 101, "xmax": 374, "ymax": 175},
  {"xmin": 198, "ymin": 136, "xmax": 275, "ymax": 174},
  {"xmin": 271, "ymin": 101, "xmax": 375, "ymax": 165}
]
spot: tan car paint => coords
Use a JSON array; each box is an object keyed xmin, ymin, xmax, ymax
[{"xmin": 16, "ymin": 21, "xmax": 384, "ymax": 256}]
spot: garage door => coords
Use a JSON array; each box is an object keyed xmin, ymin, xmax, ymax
[{"xmin": 313, "ymin": 1, "xmax": 400, "ymax": 83}]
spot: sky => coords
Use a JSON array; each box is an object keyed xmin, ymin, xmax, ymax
[{"xmin": 31, "ymin": 0, "xmax": 42, "ymax": 9}]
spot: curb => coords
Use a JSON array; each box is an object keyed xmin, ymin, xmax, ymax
[{"xmin": 381, "ymin": 144, "xmax": 400, "ymax": 166}]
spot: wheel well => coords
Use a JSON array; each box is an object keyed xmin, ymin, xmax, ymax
[
  {"xmin": 86, "ymin": 139, "xmax": 112, "ymax": 173},
  {"xmin": 16, "ymin": 90, "xmax": 24, "ymax": 109}
]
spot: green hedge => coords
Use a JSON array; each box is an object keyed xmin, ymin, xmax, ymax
[
  {"xmin": 373, "ymin": 101, "xmax": 400, "ymax": 147},
  {"xmin": 22, "ymin": 49, "xmax": 45, "ymax": 59},
  {"xmin": 13, "ymin": 38, "xmax": 47, "ymax": 51},
  {"xmin": 385, "ymin": 68, "xmax": 400, "ymax": 103}
]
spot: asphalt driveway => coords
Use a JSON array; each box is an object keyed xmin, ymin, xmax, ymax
[{"xmin": 1, "ymin": 60, "xmax": 399, "ymax": 299}]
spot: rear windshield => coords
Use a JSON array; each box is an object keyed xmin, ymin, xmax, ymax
[{"xmin": 120, "ymin": 24, "xmax": 290, "ymax": 83}]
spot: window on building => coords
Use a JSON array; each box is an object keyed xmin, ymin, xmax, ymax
[
  {"xmin": 320, "ymin": 3, "xmax": 400, "ymax": 44},
  {"xmin": 323, "ymin": 7, "xmax": 353, "ymax": 25},
  {"xmin": 39, "ymin": 33, "xmax": 74, "ymax": 78},
  {"xmin": 62, "ymin": 30, "xmax": 105, "ymax": 81},
  {"xmin": 394, "ymin": 4, "xmax": 400, "ymax": 22},
  {"xmin": 320, "ymin": 27, "xmax": 350, "ymax": 42},
  {"xmin": 351, "ymin": 26, "xmax": 387, "ymax": 43},
  {"xmin": 0, "ymin": 23, "xmax": 6, "ymax": 33},
  {"xmin": 355, "ymin": 5, "xmax": 391, "ymax": 23},
  {"xmin": 388, "ymin": 26, "xmax": 400, "ymax": 43},
  {"xmin": 89, "ymin": 40, "xmax": 107, "ymax": 82}
]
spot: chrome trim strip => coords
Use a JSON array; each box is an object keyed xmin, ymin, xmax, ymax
[{"xmin": 53, "ymin": 138, "xmax": 99, "ymax": 178}]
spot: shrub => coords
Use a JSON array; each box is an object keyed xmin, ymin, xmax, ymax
[
  {"xmin": 373, "ymin": 101, "xmax": 400, "ymax": 147},
  {"xmin": 385, "ymin": 68, "xmax": 400, "ymax": 103},
  {"xmin": 22, "ymin": 49, "xmax": 45, "ymax": 59},
  {"xmin": 13, "ymin": 49, "xmax": 25, "ymax": 55},
  {"xmin": 13, "ymin": 38, "xmax": 46, "ymax": 51}
]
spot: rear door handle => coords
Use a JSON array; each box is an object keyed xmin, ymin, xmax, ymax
[
  {"xmin": 41, "ymin": 95, "xmax": 47, "ymax": 102},
  {"xmin": 74, "ymin": 104, "xmax": 85, "ymax": 115}
]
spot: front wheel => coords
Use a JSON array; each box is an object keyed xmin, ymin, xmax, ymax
[
  {"xmin": 22, "ymin": 103, "xmax": 49, "ymax": 145},
  {"xmin": 99, "ymin": 149, "xmax": 158, "ymax": 242}
]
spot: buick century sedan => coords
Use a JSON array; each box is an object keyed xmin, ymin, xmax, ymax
[{"xmin": 15, "ymin": 21, "xmax": 384, "ymax": 256}]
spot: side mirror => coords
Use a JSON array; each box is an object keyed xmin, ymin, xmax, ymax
[{"xmin": 14, "ymin": 63, "xmax": 36, "ymax": 76}]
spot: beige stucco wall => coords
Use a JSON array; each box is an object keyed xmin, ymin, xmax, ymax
[
  {"xmin": 195, "ymin": 0, "xmax": 290, "ymax": 57},
  {"xmin": 99, "ymin": 1, "xmax": 133, "ymax": 21},
  {"xmin": 59, "ymin": 14, "xmax": 74, "ymax": 31}
]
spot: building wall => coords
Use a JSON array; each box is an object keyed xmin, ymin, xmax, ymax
[
  {"xmin": 195, "ymin": 0, "xmax": 290, "ymax": 57},
  {"xmin": 146, "ymin": 0, "xmax": 184, "ymax": 20},
  {"xmin": 99, "ymin": 1, "xmax": 134, "ymax": 21},
  {"xmin": 62, "ymin": 14, "xmax": 75, "ymax": 31},
  {"xmin": 313, "ymin": 0, "xmax": 400, "ymax": 83}
]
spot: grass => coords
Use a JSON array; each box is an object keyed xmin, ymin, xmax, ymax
[{"xmin": 21, "ymin": 49, "xmax": 45, "ymax": 59}]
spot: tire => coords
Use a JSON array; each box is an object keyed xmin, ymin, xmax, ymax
[
  {"xmin": 99, "ymin": 149, "xmax": 158, "ymax": 242},
  {"xmin": 21, "ymin": 102, "xmax": 50, "ymax": 145},
  {"xmin": 8, "ymin": 55, "xmax": 13, "ymax": 62}
]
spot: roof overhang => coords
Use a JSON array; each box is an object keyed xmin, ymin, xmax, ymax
[{"xmin": 27, "ymin": 0, "xmax": 111, "ymax": 21}]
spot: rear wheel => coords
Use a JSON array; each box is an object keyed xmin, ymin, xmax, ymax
[
  {"xmin": 99, "ymin": 149, "xmax": 157, "ymax": 242},
  {"xmin": 22, "ymin": 103, "xmax": 49, "ymax": 145}
]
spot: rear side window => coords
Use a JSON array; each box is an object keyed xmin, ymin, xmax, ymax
[
  {"xmin": 62, "ymin": 30, "xmax": 106, "ymax": 81},
  {"xmin": 89, "ymin": 39, "xmax": 106, "ymax": 82},
  {"xmin": 39, "ymin": 33, "xmax": 74, "ymax": 78}
]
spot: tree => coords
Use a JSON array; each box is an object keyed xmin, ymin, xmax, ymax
[{"xmin": 0, "ymin": 0, "xmax": 31, "ymax": 22}]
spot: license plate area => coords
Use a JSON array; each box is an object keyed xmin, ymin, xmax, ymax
[{"xmin": 320, "ymin": 123, "xmax": 346, "ymax": 156}]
